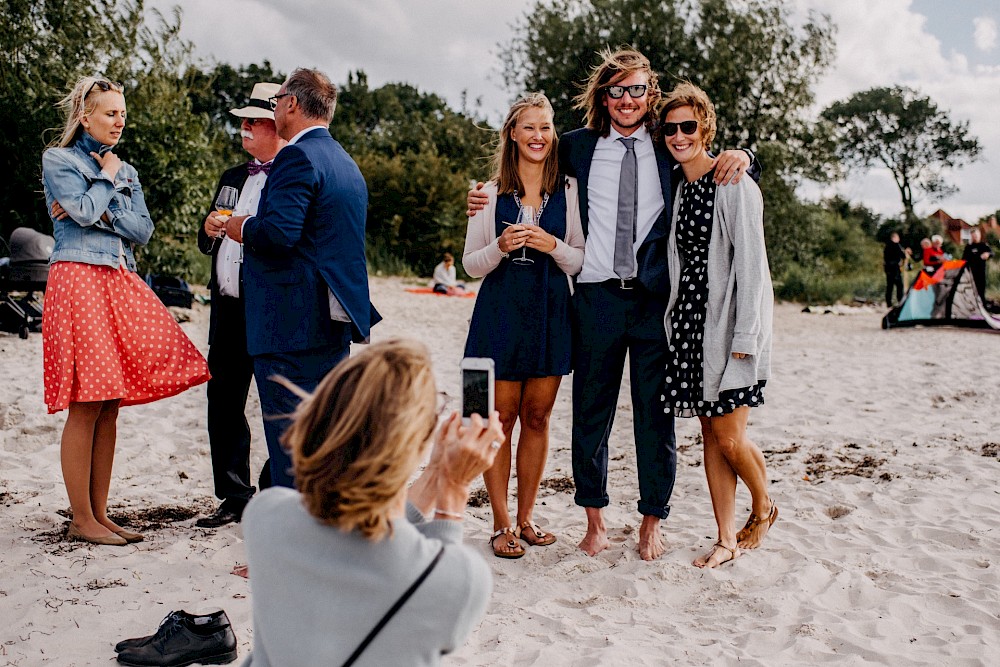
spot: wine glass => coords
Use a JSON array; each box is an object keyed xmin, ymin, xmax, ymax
[
  {"xmin": 512, "ymin": 205, "xmax": 535, "ymax": 265},
  {"xmin": 212, "ymin": 186, "xmax": 238, "ymax": 241}
]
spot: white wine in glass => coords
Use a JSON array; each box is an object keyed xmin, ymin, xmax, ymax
[
  {"xmin": 512, "ymin": 205, "xmax": 535, "ymax": 265},
  {"xmin": 215, "ymin": 186, "xmax": 238, "ymax": 217}
]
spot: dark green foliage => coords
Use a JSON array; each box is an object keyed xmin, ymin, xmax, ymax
[{"xmin": 822, "ymin": 86, "xmax": 982, "ymax": 221}]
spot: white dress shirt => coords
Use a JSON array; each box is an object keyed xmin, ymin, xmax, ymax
[
  {"xmin": 216, "ymin": 164, "xmax": 268, "ymax": 298},
  {"xmin": 577, "ymin": 124, "xmax": 665, "ymax": 283}
]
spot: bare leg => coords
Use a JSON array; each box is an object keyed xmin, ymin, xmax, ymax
[
  {"xmin": 579, "ymin": 506, "xmax": 609, "ymax": 556},
  {"xmin": 514, "ymin": 376, "xmax": 560, "ymax": 527},
  {"xmin": 710, "ymin": 408, "xmax": 774, "ymax": 550},
  {"xmin": 638, "ymin": 514, "xmax": 665, "ymax": 560},
  {"xmin": 61, "ymin": 401, "xmax": 116, "ymax": 539},
  {"xmin": 91, "ymin": 400, "xmax": 123, "ymax": 533},
  {"xmin": 693, "ymin": 416, "xmax": 740, "ymax": 568},
  {"xmin": 483, "ymin": 380, "xmax": 521, "ymax": 556}
]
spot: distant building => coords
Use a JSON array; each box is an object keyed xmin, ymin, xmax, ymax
[{"xmin": 927, "ymin": 210, "xmax": 999, "ymax": 244}]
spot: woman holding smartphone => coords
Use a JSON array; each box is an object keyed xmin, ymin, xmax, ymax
[
  {"xmin": 658, "ymin": 83, "xmax": 775, "ymax": 568},
  {"xmin": 41, "ymin": 76, "xmax": 210, "ymax": 546},
  {"xmin": 462, "ymin": 93, "xmax": 585, "ymax": 559}
]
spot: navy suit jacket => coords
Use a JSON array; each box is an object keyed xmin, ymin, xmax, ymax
[
  {"xmin": 197, "ymin": 163, "xmax": 250, "ymax": 345},
  {"xmin": 241, "ymin": 127, "xmax": 380, "ymax": 356},
  {"xmin": 558, "ymin": 127, "xmax": 761, "ymax": 298}
]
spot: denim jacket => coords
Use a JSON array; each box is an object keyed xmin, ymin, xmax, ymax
[{"xmin": 41, "ymin": 132, "xmax": 154, "ymax": 272}]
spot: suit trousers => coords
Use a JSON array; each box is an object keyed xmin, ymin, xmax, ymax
[
  {"xmin": 206, "ymin": 293, "xmax": 255, "ymax": 507},
  {"xmin": 571, "ymin": 281, "xmax": 676, "ymax": 519},
  {"xmin": 253, "ymin": 325, "xmax": 351, "ymax": 488}
]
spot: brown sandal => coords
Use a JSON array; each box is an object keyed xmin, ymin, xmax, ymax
[
  {"xmin": 490, "ymin": 527, "xmax": 525, "ymax": 559},
  {"xmin": 737, "ymin": 501, "xmax": 778, "ymax": 549},
  {"xmin": 693, "ymin": 541, "xmax": 740, "ymax": 568},
  {"xmin": 515, "ymin": 521, "xmax": 556, "ymax": 547}
]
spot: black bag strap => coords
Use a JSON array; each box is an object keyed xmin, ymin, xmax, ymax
[{"xmin": 341, "ymin": 544, "xmax": 446, "ymax": 667}]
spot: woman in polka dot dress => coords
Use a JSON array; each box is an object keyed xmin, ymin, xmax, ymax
[
  {"xmin": 658, "ymin": 83, "xmax": 776, "ymax": 569},
  {"xmin": 41, "ymin": 77, "xmax": 210, "ymax": 546}
]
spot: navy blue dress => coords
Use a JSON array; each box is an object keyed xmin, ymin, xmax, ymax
[{"xmin": 463, "ymin": 188, "xmax": 573, "ymax": 381}]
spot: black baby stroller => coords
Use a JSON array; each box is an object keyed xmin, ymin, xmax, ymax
[{"xmin": 0, "ymin": 227, "xmax": 54, "ymax": 339}]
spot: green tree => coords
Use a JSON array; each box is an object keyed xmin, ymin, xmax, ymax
[{"xmin": 822, "ymin": 86, "xmax": 982, "ymax": 221}]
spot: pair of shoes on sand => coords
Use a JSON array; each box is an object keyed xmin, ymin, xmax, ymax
[
  {"xmin": 694, "ymin": 501, "xmax": 779, "ymax": 569},
  {"xmin": 67, "ymin": 522, "xmax": 143, "ymax": 546},
  {"xmin": 115, "ymin": 609, "xmax": 237, "ymax": 666},
  {"xmin": 490, "ymin": 521, "xmax": 557, "ymax": 559}
]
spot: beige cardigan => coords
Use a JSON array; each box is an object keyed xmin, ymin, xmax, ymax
[{"xmin": 462, "ymin": 178, "xmax": 585, "ymax": 279}]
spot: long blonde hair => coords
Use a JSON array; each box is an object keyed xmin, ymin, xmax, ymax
[
  {"xmin": 50, "ymin": 76, "xmax": 125, "ymax": 148},
  {"xmin": 281, "ymin": 339, "xmax": 438, "ymax": 541},
  {"xmin": 490, "ymin": 92, "xmax": 561, "ymax": 196},
  {"xmin": 573, "ymin": 48, "xmax": 661, "ymax": 137}
]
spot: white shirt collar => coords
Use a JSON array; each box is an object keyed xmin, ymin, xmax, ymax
[
  {"xmin": 607, "ymin": 124, "xmax": 650, "ymax": 144},
  {"xmin": 287, "ymin": 124, "xmax": 326, "ymax": 145}
]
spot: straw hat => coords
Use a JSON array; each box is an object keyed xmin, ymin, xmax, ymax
[{"xmin": 229, "ymin": 82, "xmax": 281, "ymax": 120}]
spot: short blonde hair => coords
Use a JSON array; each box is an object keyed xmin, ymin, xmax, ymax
[
  {"xmin": 573, "ymin": 48, "xmax": 661, "ymax": 137},
  {"xmin": 658, "ymin": 82, "xmax": 717, "ymax": 151},
  {"xmin": 50, "ymin": 76, "xmax": 124, "ymax": 149},
  {"xmin": 281, "ymin": 339, "xmax": 438, "ymax": 541},
  {"xmin": 491, "ymin": 92, "xmax": 561, "ymax": 196}
]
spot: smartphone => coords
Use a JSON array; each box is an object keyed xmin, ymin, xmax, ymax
[{"xmin": 460, "ymin": 357, "xmax": 495, "ymax": 425}]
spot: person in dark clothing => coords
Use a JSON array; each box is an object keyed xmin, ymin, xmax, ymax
[
  {"xmin": 883, "ymin": 232, "xmax": 911, "ymax": 307},
  {"xmin": 962, "ymin": 227, "xmax": 993, "ymax": 301}
]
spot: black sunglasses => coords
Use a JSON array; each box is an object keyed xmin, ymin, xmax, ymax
[
  {"xmin": 604, "ymin": 84, "xmax": 648, "ymax": 99},
  {"xmin": 662, "ymin": 120, "xmax": 699, "ymax": 137},
  {"xmin": 268, "ymin": 93, "xmax": 293, "ymax": 110},
  {"xmin": 87, "ymin": 80, "xmax": 123, "ymax": 97}
]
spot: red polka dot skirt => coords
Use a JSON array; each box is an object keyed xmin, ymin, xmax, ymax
[{"xmin": 42, "ymin": 262, "xmax": 211, "ymax": 414}]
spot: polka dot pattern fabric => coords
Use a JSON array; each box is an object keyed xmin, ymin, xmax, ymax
[
  {"xmin": 663, "ymin": 171, "xmax": 764, "ymax": 418},
  {"xmin": 42, "ymin": 262, "xmax": 211, "ymax": 414}
]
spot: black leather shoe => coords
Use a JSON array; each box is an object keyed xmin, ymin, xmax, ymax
[
  {"xmin": 115, "ymin": 611, "xmax": 230, "ymax": 653},
  {"xmin": 116, "ymin": 610, "xmax": 237, "ymax": 666},
  {"xmin": 195, "ymin": 504, "xmax": 244, "ymax": 529}
]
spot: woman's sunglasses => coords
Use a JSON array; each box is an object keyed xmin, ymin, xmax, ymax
[
  {"xmin": 87, "ymin": 80, "xmax": 123, "ymax": 96},
  {"xmin": 662, "ymin": 120, "xmax": 699, "ymax": 137},
  {"xmin": 604, "ymin": 84, "xmax": 648, "ymax": 99}
]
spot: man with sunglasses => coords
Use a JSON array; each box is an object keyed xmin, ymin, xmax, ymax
[
  {"xmin": 224, "ymin": 68, "xmax": 380, "ymax": 489},
  {"xmin": 196, "ymin": 82, "xmax": 287, "ymax": 528},
  {"xmin": 468, "ymin": 48, "xmax": 759, "ymax": 561}
]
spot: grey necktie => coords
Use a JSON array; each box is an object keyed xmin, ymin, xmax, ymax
[{"xmin": 614, "ymin": 137, "xmax": 638, "ymax": 280}]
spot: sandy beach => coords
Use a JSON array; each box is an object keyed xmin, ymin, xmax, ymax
[{"xmin": 1, "ymin": 276, "xmax": 998, "ymax": 666}]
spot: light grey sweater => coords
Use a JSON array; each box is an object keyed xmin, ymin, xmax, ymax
[
  {"xmin": 241, "ymin": 488, "xmax": 492, "ymax": 667},
  {"xmin": 664, "ymin": 175, "xmax": 773, "ymax": 402}
]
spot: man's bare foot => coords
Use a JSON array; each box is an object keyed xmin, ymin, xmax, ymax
[
  {"xmin": 638, "ymin": 515, "xmax": 665, "ymax": 561},
  {"xmin": 693, "ymin": 541, "xmax": 740, "ymax": 569},
  {"xmin": 578, "ymin": 507, "xmax": 609, "ymax": 556}
]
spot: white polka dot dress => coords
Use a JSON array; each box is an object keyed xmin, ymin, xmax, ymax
[
  {"xmin": 664, "ymin": 171, "xmax": 764, "ymax": 418},
  {"xmin": 42, "ymin": 262, "xmax": 211, "ymax": 414}
]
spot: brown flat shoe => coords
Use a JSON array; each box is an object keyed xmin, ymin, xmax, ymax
[
  {"xmin": 489, "ymin": 527, "xmax": 525, "ymax": 559},
  {"xmin": 515, "ymin": 520, "xmax": 556, "ymax": 547},
  {"xmin": 693, "ymin": 541, "xmax": 740, "ymax": 569},
  {"xmin": 737, "ymin": 501, "xmax": 778, "ymax": 549},
  {"xmin": 115, "ymin": 529, "xmax": 144, "ymax": 543},
  {"xmin": 67, "ymin": 522, "xmax": 127, "ymax": 546}
]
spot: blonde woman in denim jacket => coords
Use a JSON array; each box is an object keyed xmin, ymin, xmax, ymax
[{"xmin": 41, "ymin": 76, "xmax": 210, "ymax": 546}]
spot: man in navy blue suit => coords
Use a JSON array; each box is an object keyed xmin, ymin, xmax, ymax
[
  {"xmin": 469, "ymin": 50, "xmax": 757, "ymax": 560},
  {"xmin": 226, "ymin": 68, "xmax": 380, "ymax": 488}
]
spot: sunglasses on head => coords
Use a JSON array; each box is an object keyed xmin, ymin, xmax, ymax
[
  {"xmin": 87, "ymin": 79, "xmax": 123, "ymax": 97},
  {"xmin": 662, "ymin": 120, "xmax": 699, "ymax": 137},
  {"xmin": 604, "ymin": 84, "xmax": 648, "ymax": 99}
]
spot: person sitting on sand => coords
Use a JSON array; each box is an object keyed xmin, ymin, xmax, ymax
[
  {"xmin": 432, "ymin": 252, "xmax": 467, "ymax": 295},
  {"xmin": 657, "ymin": 83, "xmax": 776, "ymax": 568},
  {"xmin": 241, "ymin": 339, "xmax": 503, "ymax": 665}
]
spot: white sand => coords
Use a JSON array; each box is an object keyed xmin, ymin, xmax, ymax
[{"xmin": 1, "ymin": 276, "xmax": 998, "ymax": 665}]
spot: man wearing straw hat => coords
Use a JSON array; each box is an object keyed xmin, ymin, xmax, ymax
[{"xmin": 196, "ymin": 82, "xmax": 286, "ymax": 528}]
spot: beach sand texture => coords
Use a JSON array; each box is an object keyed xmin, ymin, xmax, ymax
[{"xmin": 1, "ymin": 276, "xmax": 998, "ymax": 665}]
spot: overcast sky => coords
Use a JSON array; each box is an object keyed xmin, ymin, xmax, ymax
[{"xmin": 144, "ymin": 0, "xmax": 1000, "ymax": 222}]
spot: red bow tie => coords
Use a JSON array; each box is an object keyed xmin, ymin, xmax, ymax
[{"xmin": 247, "ymin": 161, "xmax": 272, "ymax": 176}]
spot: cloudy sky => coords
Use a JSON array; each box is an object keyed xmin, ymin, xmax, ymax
[{"xmin": 144, "ymin": 0, "xmax": 999, "ymax": 222}]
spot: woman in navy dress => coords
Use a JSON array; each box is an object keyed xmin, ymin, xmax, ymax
[
  {"xmin": 463, "ymin": 93, "xmax": 584, "ymax": 558},
  {"xmin": 659, "ymin": 83, "xmax": 775, "ymax": 568}
]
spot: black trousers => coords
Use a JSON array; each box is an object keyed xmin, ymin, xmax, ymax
[
  {"xmin": 206, "ymin": 293, "xmax": 256, "ymax": 507},
  {"xmin": 571, "ymin": 281, "xmax": 677, "ymax": 519},
  {"xmin": 885, "ymin": 267, "xmax": 903, "ymax": 307}
]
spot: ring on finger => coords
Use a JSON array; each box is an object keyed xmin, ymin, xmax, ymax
[{"xmin": 490, "ymin": 440, "xmax": 501, "ymax": 450}]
